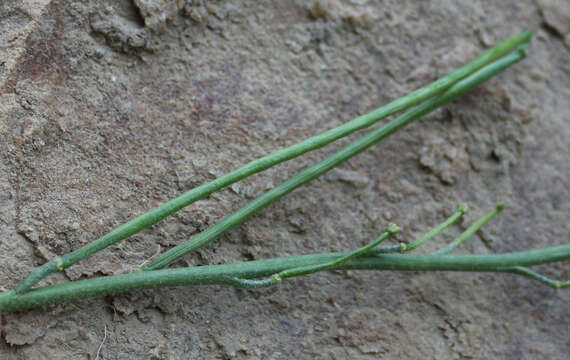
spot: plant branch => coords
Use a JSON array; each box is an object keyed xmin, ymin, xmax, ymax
[
  {"xmin": 401, "ymin": 204, "xmax": 467, "ymax": 252},
  {"xmin": 1, "ymin": 244, "xmax": 568, "ymax": 312},
  {"xmin": 504, "ymin": 266, "xmax": 570, "ymax": 289},
  {"xmin": 13, "ymin": 30, "xmax": 533, "ymax": 294},
  {"xmin": 142, "ymin": 46, "xmax": 528, "ymax": 270},
  {"xmin": 229, "ymin": 223, "xmax": 400, "ymax": 288},
  {"xmin": 434, "ymin": 203, "xmax": 505, "ymax": 254}
]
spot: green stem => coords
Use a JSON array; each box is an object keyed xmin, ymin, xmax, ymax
[
  {"xmin": 434, "ymin": 203, "xmax": 505, "ymax": 254},
  {"xmin": 402, "ymin": 204, "xmax": 467, "ymax": 252},
  {"xmin": 279, "ymin": 223, "xmax": 399, "ymax": 278},
  {"xmin": 368, "ymin": 244, "xmax": 405, "ymax": 254},
  {"xmin": 1, "ymin": 244, "xmax": 567, "ymax": 312},
  {"xmin": 230, "ymin": 223, "xmax": 400, "ymax": 288},
  {"xmin": 143, "ymin": 46, "xmax": 528, "ymax": 270},
  {"xmin": 505, "ymin": 266, "xmax": 569, "ymax": 289},
  {"xmin": 13, "ymin": 30, "xmax": 533, "ymax": 294}
]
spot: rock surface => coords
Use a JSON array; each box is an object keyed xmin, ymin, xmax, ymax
[{"xmin": 1, "ymin": 0, "xmax": 568, "ymax": 359}]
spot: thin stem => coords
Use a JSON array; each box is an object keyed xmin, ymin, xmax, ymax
[
  {"xmin": 143, "ymin": 46, "xmax": 528, "ymax": 271},
  {"xmin": 401, "ymin": 204, "xmax": 467, "ymax": 252},
  {"xmin": 230, "ymin": 203, "xmax": 477, "ymax": 269},
  {"xmin": 504, "ymin": 266, "xmax": 570, "ymax": 289},
  {"xmin": 369, "ymin": 244, "xmax": 406, "ymax": 254},
  {"xmin": 231, "ymin": 224, "xmax": 400, "ymax": 288},
  {"xmin": 280, "ymin": 224, "xmax": 399, "ymax": 277},
  {"xmin": 434, "ymin": 203, "xmax": 505, "ymax": 254},
  {"xmin": 13, "ymin": 31, "xmax": 533, "ymax": 294},
  {"xmin": 1, "ymin": 244, "xmax": 568, "ymax": 312}
]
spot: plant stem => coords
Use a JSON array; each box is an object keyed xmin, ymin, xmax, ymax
[
  {"xmin": 434, "ymin": 203, "xmax": 505, "ymax": 254},
  {"xmin": 1, "ymin": 244, "xmax": 567, "ymax": 312},
  {"xmin": 505, "ymin": 266, "xmax": 570, "ymax": 289},
  {"xmin": 13, "ymin": 30, "xmax": 533, "ymax": 294},
  {"xmin": 143, "ymin": 45, "xmax": 528, "ymax": 271},
  {"xmin": 229, "ymin": 223, "xmax": 400, "ymax": 288},
  {"xmin": 402, "ymin": 204, "xmax": 467, "ymax": 252}
]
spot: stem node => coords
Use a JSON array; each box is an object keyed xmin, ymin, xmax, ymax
[{"xmin": 55, "ymin": 257, "xmax": 64, "ymax": 271}]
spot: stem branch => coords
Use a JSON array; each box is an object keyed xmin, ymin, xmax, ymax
[
  {"xmin": 13, "ymin": 31, "xmax": 533, "ymax": 293},
  {"xmin": 434, "ymin": 203, "xmax": 505, "ymax": 254},
  {"xmin": 402, "ymin": 204, "xmax": 467, "ymax": 252},
  {"xmin": 1, "ymin": 244, "xmax": 567, "ymax": 312},
  {"xmin": 143, "ymin": 46, "xmax": 528, "ymax": 270}
]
